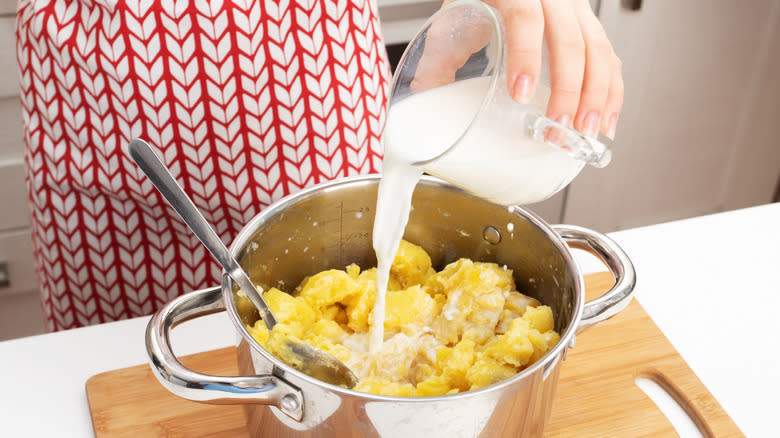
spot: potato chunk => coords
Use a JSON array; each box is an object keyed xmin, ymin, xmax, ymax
[
  {"xmin": 391, "ymin": 240, "xmax": 435, "ymax": 288},
  {"xmin": 296, "ymin": 269, "xmax": 356, "ymax": 312},
  {"xmin": 384, "ymin": 285, "xmax": 437, "ymax": 334}
]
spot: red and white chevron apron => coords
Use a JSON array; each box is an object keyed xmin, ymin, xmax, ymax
[{"xmin": 16, "ymin": 0, "xmax": 391, "ymax": 331}]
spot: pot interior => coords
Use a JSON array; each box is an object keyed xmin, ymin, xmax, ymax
[{"xmin": 232, "ymin": 176, "xmax": 577, "ymax": 335}]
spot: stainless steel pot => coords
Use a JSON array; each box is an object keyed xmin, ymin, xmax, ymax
[{"xmin": 146, "ymin": 175, "xmax": 635, "ymax": 437}]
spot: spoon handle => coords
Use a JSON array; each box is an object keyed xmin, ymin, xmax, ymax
[{"xmin": 127, "ymin": 139, "xmax": 278, "ymax": 328}]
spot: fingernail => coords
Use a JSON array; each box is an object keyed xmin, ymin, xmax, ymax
[
  {"xmin": 582, "ymin": 111, "xmax": 600, "ymax": 138},
  {"xmin": 547, "ymin": 115, "xmax": 571, "ymax": 146},
  {"xmin": 556, "ymin": 115, "xmax": 572, "ymax": 128},
  {"xmin": 513, "ymin": 75, "xmax": 533, "ymax": 103},
  {"xmin": 605, "ymin": 113, "xmax": 619, "ymax": 140}
]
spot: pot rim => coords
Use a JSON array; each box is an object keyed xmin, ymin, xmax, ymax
[{"xmin": 223, "ymin": 174, "xmax": 585, "ymax": 401}]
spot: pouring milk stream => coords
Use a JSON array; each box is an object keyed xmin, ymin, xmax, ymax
[{"xmin": 367, "ymin": 0, "xmax": 612, "ymax": 354}]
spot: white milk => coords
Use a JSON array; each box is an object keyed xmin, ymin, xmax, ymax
[
  {"xmin": 369, "ymin": 76, "xmax": 582, "ymax": 353},
  {"xmin": 369, "ymin": 157, "xmax": 422, "ymax": 352}
]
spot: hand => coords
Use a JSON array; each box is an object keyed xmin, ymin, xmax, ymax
[
  {"xmin": 492, "ymin": 0, "xmax": 624, "ymax": 139},
  {"xmin": 411, "ymin": 0, "xmax": 624, "ymax": 140}
]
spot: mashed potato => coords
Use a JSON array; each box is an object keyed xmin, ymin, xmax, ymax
[{"xmin": 242, "ymin": 240, "xmax": 560, "ymax": 396}]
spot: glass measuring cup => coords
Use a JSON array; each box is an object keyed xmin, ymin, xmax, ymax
[{"xmin": 383, "ymin": 0, "xmax": 612, "ymax": 206}]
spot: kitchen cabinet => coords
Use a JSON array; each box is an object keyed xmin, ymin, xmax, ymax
[
  {"xmin": 0, "ymin": 4, "xmax": 42, "ymax": 338},
  {"xmin": 565, "ymin": 0, "xmax": 780, "ymax": 231},
  {"xmin": 0, "ymin": 5, "xmax": 38, "ymax": 301}
]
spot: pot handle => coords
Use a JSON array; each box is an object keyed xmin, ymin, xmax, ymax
[
  {"xmin": 553, "ymin": 225, "xmax": 636, "ymax": 334},
  {"xmin": 145, "ymin": 286, "xmax": 304, "ymax": 421}
]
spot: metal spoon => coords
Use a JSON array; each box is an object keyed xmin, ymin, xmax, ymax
[{"xmin": 128, "ymin": 138, "xmax": 358, "ymax": 388}]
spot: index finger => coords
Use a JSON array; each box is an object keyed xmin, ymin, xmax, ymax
[{"xmin": 541, "ymin": 0, "xmax": 586, "ymax": 126}]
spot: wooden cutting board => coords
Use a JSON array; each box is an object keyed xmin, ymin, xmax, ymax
[{"xmin": 86, "ymin": 272, "xmax": 743, "ymax": 437}]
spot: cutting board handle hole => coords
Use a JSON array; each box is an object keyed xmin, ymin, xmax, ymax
[{"xmin": 635, "ymin": 375, "xmax": 713, "ymax": 438}]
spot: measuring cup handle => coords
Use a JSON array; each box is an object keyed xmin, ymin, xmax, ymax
[
  {"xmin": 526, "ymin": 112, "xmax": 612, "ymax": 168},
  {"xmin": 553, "ymin": 225, "xmax": 636, "ymax": 334},
  {"xmin": 145, "ymin": 286, "xmax": 304, "ymax": 421}
]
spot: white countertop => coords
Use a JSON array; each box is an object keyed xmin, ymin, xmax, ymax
[{"xmin": 1, "ymin": 202, "xmax": 778, "ymax": 437}]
